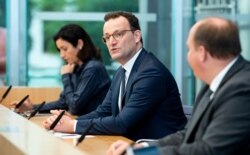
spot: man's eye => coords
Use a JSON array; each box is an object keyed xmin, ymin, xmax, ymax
[
  {"xmin": 105, "ymin": 36, "xmax": 110, "ymax": 40},
  {"xmin": 116, "ymin": 32, "xmax": 122, "ymax": 37}
]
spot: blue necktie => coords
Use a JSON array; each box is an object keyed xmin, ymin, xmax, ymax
[{"xmin": 121, "ymin": 68, "xmax": 126, "ymax": 107}]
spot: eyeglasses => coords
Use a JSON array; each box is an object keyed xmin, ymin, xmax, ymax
[{"xmin": 102, "ymin": 30, "xmax": 134, "ymax": 43}]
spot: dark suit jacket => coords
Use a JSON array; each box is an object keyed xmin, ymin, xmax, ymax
[
  {"xmin": 36, "ymin": 59, "xmax": 111, "ymax": 116},
  {"xmin": 153, "ymin": 55, "xmax": 250, "ymax": 155},
  {"xmin": 75, "ymin": 49, "xmax": 187, "ymax": 141}
]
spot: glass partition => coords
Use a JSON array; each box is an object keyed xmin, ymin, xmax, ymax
[
  {"xmin": 6, "ymin": 0, "xmax": 250, "ymax": 105},
  {"xmin": 27, "ymin": 0, "xmax": 140, "ymax": 86},
  {"xmin": 0, "ymin": 0, "xmax": 6, "ymax": 86}
]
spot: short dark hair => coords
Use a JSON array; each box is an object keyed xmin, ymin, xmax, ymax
[
  {"xmin": 104, "ymin": 11, "xmax": 143, "ymax": 44},
  {"xmin": 193, "ymin": 17, "xmax": 241, "ymax": 59},
  {"xmin": 53, "ymin": 24, "xmax": 102, "ymax": 62}
]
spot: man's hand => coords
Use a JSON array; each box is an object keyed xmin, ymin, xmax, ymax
[
  {"xmin": 50, "ymin": 109, "xmax": 72, "ymax": 117},
  {"xmin": 9, "ymin": 98, "xmax": 34, "ymax": 113},
  {"xmin": 106, "ymin": 140, "xmax": 130, "ymax": 155},
  {"xmin": 43, "ymin": 110, "xmax": 75, "ymax": 133},
  {"xmin": 106, "ymin": 140, "xmax": 145, "ymax": 155}
]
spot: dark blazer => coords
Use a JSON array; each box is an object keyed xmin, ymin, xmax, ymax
[
  {"xmin": 76, "ymin": 49, "xmax": 187, "ymax": 141},
  {"xmin": 37, "ymin": 59, "xmax": 111, "ymax": 116},
  {"xmin": 153, "ymin": 56, "xmax": 250, "ymax": 155}
]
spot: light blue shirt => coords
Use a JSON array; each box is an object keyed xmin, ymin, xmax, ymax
[
  {"xmin": 118, "ymin": 48, "xmax": 142, "ymax": 111},
  {"xmin": 209, "ymin": 56, "xmax": 238, "ymax": 99}
]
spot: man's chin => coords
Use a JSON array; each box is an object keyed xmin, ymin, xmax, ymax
[{"xmin": 111, "ymin": 55, "xmax": 119, "ymax": 61}]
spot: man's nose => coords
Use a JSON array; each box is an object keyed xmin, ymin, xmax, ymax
[{"xmin": 108, "ymin": 36, "xmax": 117, "ymax": 44}]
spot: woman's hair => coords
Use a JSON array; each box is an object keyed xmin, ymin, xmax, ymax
[{"xmin": 53, "ymin": 24, "xmax": 102, "ymax": 62}]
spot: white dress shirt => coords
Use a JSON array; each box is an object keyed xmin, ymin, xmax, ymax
[{"xmin": 118, "ymin": 48, "xmax": 142, "ymax": 111}]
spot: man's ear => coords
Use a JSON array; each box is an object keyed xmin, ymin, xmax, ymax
[
  {"xmin": 134, "ymin": 30, "xmax": 142, "ymax": 43},
  {"xmin": 77, "ymin": 39, "xmax": 84, "ymax": 50},
  {"xmin": 198, "ymin": 45, "xmax": 207, "ymax": 62}
]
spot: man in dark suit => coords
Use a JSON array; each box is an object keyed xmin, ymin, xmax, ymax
[
  {"xmin": 43, "ymin": 11, "xmax": 187, "ymax": 141},
  {"xmin": 107, "ymin": 17, "xmax": 250, "ymax": 155}
]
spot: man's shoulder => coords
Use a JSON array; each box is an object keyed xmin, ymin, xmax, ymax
[
  {"xmin": 135, "ymin": 49, "xmax": 170, "ymax": 72},
  {"xmin": 230, "ymin": 56, "xmax": 250, "ymax": 79}
]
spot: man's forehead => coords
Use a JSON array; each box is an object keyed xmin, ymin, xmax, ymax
[{"xmin": 103, "ymin": 18, "xmax": 130, "ymax": 34}]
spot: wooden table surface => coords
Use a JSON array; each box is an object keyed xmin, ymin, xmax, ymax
[
  {"xmin": 0, "ymin": 105, "xmax": 83, "ymax": 155},
  {"xmin": 0, "ymin": 87, "xmax": 61, "ymax": 108},
  {"xmin": 0, "ymin": 87, "xmax": 133, "ymax": 154},
  {"xmin": 30, "ymin": 112, "xmax": 133, "ymax": 155}
]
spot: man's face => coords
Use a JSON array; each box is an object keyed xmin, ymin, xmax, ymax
[
  {"xmin": 186, "ymin": 28, "xmax": 202, "ymax": 80},
  {"xmin": 56, "ymin": 38, "xmax": 80, "ymax": 65},
  {"xmin": 103, "ymin": 16, "xmax": 139, "ymax": 65}
]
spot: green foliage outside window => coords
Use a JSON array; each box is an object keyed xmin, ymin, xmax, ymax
[{"xmin": 0, "ymin": 0, "xmax": 6, "ymax": 27}]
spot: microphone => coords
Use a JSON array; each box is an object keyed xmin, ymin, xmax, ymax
[
  {"xmin": 75, "ymin": 121, "xmax": 93, "ymax": 146},
  {"xmin": 27, "ymin": 101, "xmax": 46, "ymax": 120},
  {"xmin": 15, "ymin": 94, "xmax": 29, "ymax": 110},
  {"xmin": 0, "ymin": 85, "xmax": 12, "ymax": 104},
  {"xmin": 49, "ymin": 110, "xmax": 65, "ymax": 130}
]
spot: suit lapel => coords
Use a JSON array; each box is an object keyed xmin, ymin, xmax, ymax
[
  {"xmin": 121, "ymin": 49, "xmax": 147, "ymax": 105},
  {"xmin": 112, "ymin": 68, "xmax": 123, "ymax": 115},
  {"xmin": 184, "ymin": 86, "xmax": 212, "ymax": 142},
  {"xmin": 192, "ymin": 85, "xmax": 208, "ymax": 110}
]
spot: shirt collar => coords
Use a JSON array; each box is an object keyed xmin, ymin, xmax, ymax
[
  {"xmin": 210, "ymin": 56, "xmax": 239, "ymax": 92},
  {"xmin": 122, "ymin": 48, "xmax": 142, "ymax": 77}
]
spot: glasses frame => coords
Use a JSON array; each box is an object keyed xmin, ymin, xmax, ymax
[{"xmin": 102, "ymin": 29, "xmax": 135, "ymax": 43}]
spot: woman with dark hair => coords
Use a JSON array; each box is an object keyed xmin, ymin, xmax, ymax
[{"xmin": 10, "ymin": 24, "xmax": 111, "ymax": 116}]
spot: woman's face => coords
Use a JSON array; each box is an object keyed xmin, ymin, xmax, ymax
[{"xmin": 56, "ymin": 38, "xmax": 81, "ymax": 65}]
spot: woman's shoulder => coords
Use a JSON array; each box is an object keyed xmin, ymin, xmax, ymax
[
  {"xmin": 86, "ymin": 59, "xmax": 105, "ymax": 68},
  {"xmin": 81, "ymin": 59, "xmax": 108, "ymax": 74}
]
